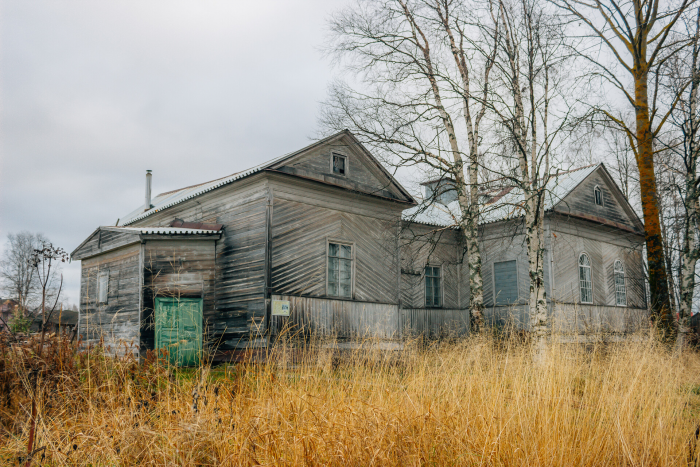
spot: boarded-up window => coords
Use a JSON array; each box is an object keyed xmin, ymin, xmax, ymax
[
  {"xmin": 494, "ymin": 260, "xmax": 518, "ymax": 305},
  {"xmin": 328, "ymin": 242, "xmax": 352, "ymax": 298},
  {"xmin": 579, "ymin": 253, "xmax": 593, "ymax": 304},
  {"xmin": 98, "ymin": 271, "xmax": 109, "ymax": 304},
  {"xmin": 425, "ymin": 266, "xmax": 441, "ymax": 307},
  {"xmin": 614, "ymin": 260, "xmax": 626, "ymax": 306},
  {"xmin": 332, "ymin": 154, "xmax": 346, "ymax": 176}
]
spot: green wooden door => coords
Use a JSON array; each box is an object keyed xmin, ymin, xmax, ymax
[{"xmin": 155, "ymin": 297, "xmax": 203, "ymax": 366}]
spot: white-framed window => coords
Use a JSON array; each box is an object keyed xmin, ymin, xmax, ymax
[
  {"xmin": 331, "ymin": 153, "xmax": 347, "ymax": 176},
  {"xmin": 327, "ymin": 241, "xmax": 353, "ymax": 298},
  {"xmin": 425, "ymin": 265, "xmax": 442, "ymax": 307},
  {"xmin": 614, "ymin": 260, "xmax": 627, "ymax": 306},
  {"xmin": 594, "ymin": 185, "xmax": 603, "ymax": 206},
  {"xmin": 579, "ymin": 253, "xmax": 593, "ymax": 304},
  {"xmin": 98, "ymin": 271, "xmax": 109, "ymax": 304}
]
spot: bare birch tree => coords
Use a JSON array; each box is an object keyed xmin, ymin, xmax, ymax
[
  {"xmin": 0, "ymin": 232, "xmax": 58, "ymax": 313},
  {"xmin": 656, "ymin": 8, "xmax": 700, "ymax": 345},
  {"xmin": 322, "ymin": 0, "xmax": 499, "ymax": 330},
  {"xmin": 479, "ymin": 0, "xmax": 580, "ymax": 351},
  {"xmin": 551, "ymin": 0, "xmax": 694, "ymax": 337}
]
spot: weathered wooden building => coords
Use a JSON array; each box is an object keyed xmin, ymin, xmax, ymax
[{"xmin": 71, "ymin": 130, "xmax": 647, "ymax": 362}]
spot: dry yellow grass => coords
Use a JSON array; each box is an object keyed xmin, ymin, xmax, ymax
[{"xmin": 2, "ymin": 334, "xmax": 700, "ymax": 466}]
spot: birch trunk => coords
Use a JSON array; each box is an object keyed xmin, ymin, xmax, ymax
[
  {"xmin": 400, "ymin": 1, "xmax": 481, "ymax": 330},
  {"xmin": 435, "ymin": 1, "xmax": 491, "ymax": 331}
]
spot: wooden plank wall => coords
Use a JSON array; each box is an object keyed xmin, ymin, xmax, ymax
[
  {"xmin": 549, "ymin": 216, "xmax": 646, "ymax": 309},
  {"xmin": 480, "ymin": 220, "xmax": 551, "ymax": 308},
  {"xmin": 400, "ymin": 223, "xmax": 464, "ymax": 310},
  {"xmin": 554, "ymin": 168, "xmax": 638, "ymax": 230},
  {"xmin": 278, "ymin": 142, "xmax": 402, "ymax": 201},
  {"xmin": 551, "ymin": 304, "xmax": 648, "ymax": 334},
  {"xmin": 270, "ymin": 294, "xmax": 399, "ymax": 338},
  {"xmin": 129, "ymin": 177, "xmax": 270, "ymax": 350},
  {"xmin": 73, "ymin": 229, "xmax": 140, "ymax": 260},
  {"xmin": 79, "ymin": 243, "xmax": 141, "ymax": 354},
  {"xmin": 399, "ymin": 308, "xmax": 469, "ymax": 339},
  {"xmin": 140, "ymin": 239, "xmax": 216, "ymax": 356},
  {"xmin": 270, "ymin": 177, "xmax": 401, "ymax": 304}
]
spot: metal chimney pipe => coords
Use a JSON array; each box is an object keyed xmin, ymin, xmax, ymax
[{"xmin": 145, "ymin": 170, "xmax": 152, "ymax": 212}]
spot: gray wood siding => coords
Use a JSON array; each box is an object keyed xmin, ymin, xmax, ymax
[
  {"xmin": 72, "ymin": 229, "xmax": 140, "ymax": 260},
  {"xmin": 400, "ymin": 308, "xmax": 469, "ymax": 338},
  {"xmin": 549, "ymin": 217, "xmax": 646, "ymax": 309},
  {"xmin": 554, "ymin": 169, "xmax": 638, "ymax": 231},
  {"xmin": 480, "ymin": 223, "xmax": 533, "ymax": 308},
  {"xmin": 275, "ymin": 141, "xmax": 403, "ymax": 201},
  {"xmin": 140, "ymin": 239, "xmax": 217, "ymax": 355},
  {"xmin": 270, "ymin": 196, "xmax": 399, "ymax": 304},
  {"xmin": 400, "ymin": 223, "xmax": 464, "ymax": 310},
  {"xmin": 128, "ymin": 177, "xmax": 271, "ymax": 349},
  {"xmin": 79, "ymin": 244, "xmax": 141, "ymax": 353},
  {"xmin": 270, "ymin": 294, "xmax": 399, "ymax": 338}
]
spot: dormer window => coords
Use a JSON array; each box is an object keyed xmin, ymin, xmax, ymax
[
  {"xmin": 332, "ymin": 153, "xmax": 346, "ymax": 176},
  {"xmin": 594, "ymin": 186, "xmax": 603, "ymax": 206}
]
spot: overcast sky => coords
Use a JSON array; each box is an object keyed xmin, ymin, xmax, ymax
[{"xmin": 0, "ymin": 0, "xmax": 351, "ymax": 305}]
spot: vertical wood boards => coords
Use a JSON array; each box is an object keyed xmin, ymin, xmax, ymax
[
  {"xmin": 270, "ymin": 294, "xmax": 399, "ymax": 338},
  {"xmin": 140, "ymin": 239, "xmax": 216, "ymax": 356},
  {"xmin": 399, "ymin": 308, "xmax": 470, "ymax": 339},
  {"xmin": 79, "ymin": 244, "xmax": 141, "ymax": 354}
]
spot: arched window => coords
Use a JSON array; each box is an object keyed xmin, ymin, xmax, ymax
[
  {"xmin": 579, "ymin": 253, "xmax": 593, "ymax": 304},
  {"xmin": 614, "ymin": 260, "xmax": 626, "ymax": 306},
  {"xmin": 594, "ymin": 186, "xmax": 603, "ymax": 206}
]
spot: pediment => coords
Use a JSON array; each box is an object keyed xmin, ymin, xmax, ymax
[
  {"xmin": 268, "ymin": 132, "xmax": 414, "ymax": 203},
  {"xmin": 553, "ymin": 165, "xmax": 643, "ymax": 233}
]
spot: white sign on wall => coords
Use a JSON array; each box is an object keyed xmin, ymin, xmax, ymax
[{"xmin": 272, "ymin": 300, "xmax": 290, "ymax": 316}]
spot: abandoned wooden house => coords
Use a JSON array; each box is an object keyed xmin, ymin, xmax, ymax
[{"xmin": 71, "ymin": 130, "xmax": 647, "ymax": 363}]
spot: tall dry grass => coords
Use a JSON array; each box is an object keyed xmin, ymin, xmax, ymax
[{"xmin": 1, "ymin": 333, "xmax": 700, "ymax": 466}]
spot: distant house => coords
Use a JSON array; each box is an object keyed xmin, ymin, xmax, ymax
[{"xmin": 71, "ymin": 130, "xmax": 647, "ymax": 363}]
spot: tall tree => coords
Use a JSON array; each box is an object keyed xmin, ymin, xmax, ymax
[
  {"xmin": 551, "ymin": 0, "xmax": 693, "ymax": 336},
  {"xmin": 483, "ymin": 0, "xmax": 579, "ymax": 352},
  {"xmin": 322, "ymin": 0, "xmax": 498, "ymax": 330},
  {"xmin": 0, "ymin": 232, "xmax": 57, "ymax": 313}
]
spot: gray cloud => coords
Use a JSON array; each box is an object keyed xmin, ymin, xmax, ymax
[{"xmin": 0, "ymin": 0, "xmax": 346, "ymax": 305}]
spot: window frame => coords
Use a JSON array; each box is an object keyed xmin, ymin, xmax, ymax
[
  {"xmin": 578, "ymin": 253, "xmax": 593, "ymax": 304},
  {"xmin": 330, "ymin": 152, "xmax": 348, "ymax": 177},
  {"xmin": 326, "ymin": 239, "xmax": 355, "ymax": 299},
  {"xmin": 424, "ymin": 264, "xmax": 443, "ymax": 308},
  {"xmin": 613, "ymin": 259, "xmax": 627, "ymax": 307},
  {"xmin": 97, "ymin": 270, "xmax": 109, "ymax": 304},
  {"xmin": 492, "ymin": 259, "xmax": 519, "ymax": 306},
  {"xmin": 594, "ymin": 185, "xmax": 603, "ymax": 206}
]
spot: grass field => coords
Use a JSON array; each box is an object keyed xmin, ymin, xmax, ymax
[{"xmin": 2, "ymin": 333, "xmax": 700, "ymax": 466}]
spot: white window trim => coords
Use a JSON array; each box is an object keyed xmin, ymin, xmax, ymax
[
  {"xmin": 424, "ymin": 263, "xmax": 444, "ymax": 308},
  {"xmin": 326, "ymin": 238, "xmax": 355, "ymax": 299},
  {"xmin": 330, "ymin": 152, "xmax": 348, "ymax": 177},
  {"xmin": 578, "ymin": 252, "xmax": 593, "ymax": 304},
  {"xmin": 98, "ymin": 270, "xmax": 109, "ymax": 304},
  {"xmin": 492, "ymin": 259, "xmax": 519, "ymax": 306},
  {"xmin": 594, "ymin": 185, "xmax": 603, "ymax": 206},
  {"xmin": 613, "ymin": 259, "xmax": 627, "ymax": 307}
]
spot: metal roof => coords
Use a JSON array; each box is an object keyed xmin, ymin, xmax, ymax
[
  {"xmin": 110, "ymin": 226, "xmax": 222, "ymax": 235},
  {"xmin": 120, "ymin": 130, "xmax": 414, "ymax": 226},
  {"xmin": 404, "ymin": 164, "xmax": 601, "ymax": 228}
]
